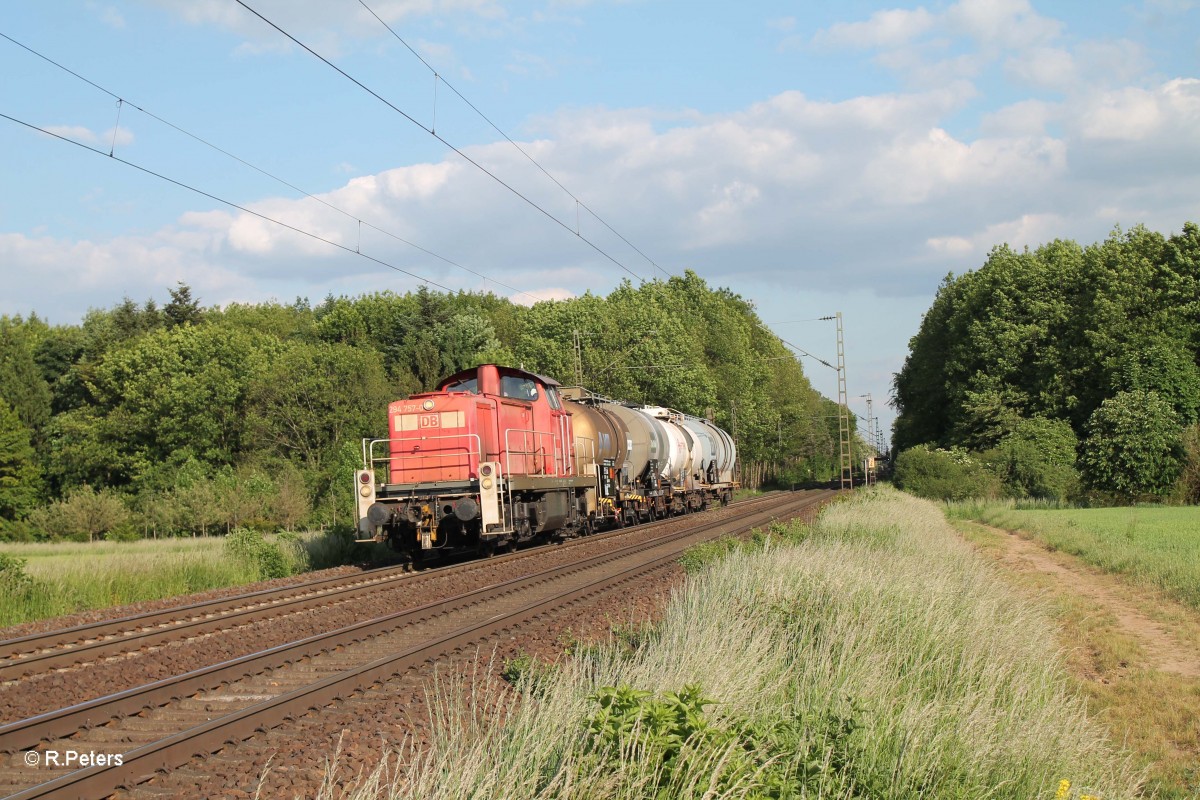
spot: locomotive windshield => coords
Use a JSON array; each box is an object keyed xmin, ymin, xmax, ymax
[
  {"xmin": 444, "ymin": 376, "xmax": 480, "ymax": 394},
  {"xmin": 500, "ymin": 375, "xmax": 539, "ymax": 401}
]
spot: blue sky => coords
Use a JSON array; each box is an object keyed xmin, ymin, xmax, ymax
[{"xmin": 2, "ymin": 0, "xmax": 1199, "ymax": 442}]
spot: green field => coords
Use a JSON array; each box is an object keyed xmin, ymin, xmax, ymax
[
  {"xmin": 0, "ymin": 537, "xmax": 266, "ymax": 628},
  {"xmin": 946, "ymin": 502, "xmax": 1200, "ymax": 610},
  {"xmin": 354, "ymin": 488, "xmax": 1138, "ymax": 800},
  {"xmin": 0, "ymin": 529, "xmax": 362, "ymax": 629}
]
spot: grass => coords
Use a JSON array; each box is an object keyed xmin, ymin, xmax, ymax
[
  {"xmin": 944, "ymin": 501, "xmax": 1200, "ymax": 611},
  {"xmin": 952, "ymin": 517, "xmax": 1200, "ymax": 799},
  {"xmin": 0, "ymin": 537, "xmax": 261, "ymax": 628},
  {"xmin": 0, "ymin": 528, "xmax": 371, "ymax": 629},
  {"xmin": 325, "ymin": 487, "xmax": 1140, "ymax": 800}
]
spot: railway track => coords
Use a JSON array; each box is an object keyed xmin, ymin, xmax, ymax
[
  {"xmin": 0, "ymin": 489, "xmax": 832, "ymax": 799},
  {"xmin": 0, "ymin": 492, "xmax": 788, "ymax": 684}
]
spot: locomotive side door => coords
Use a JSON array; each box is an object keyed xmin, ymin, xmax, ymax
[{"xmin": 476, "ymin": 402, "xmax": 498, "ymax": 463}]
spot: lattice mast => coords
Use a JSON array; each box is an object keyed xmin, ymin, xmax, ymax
[
  {"xmin": 572, "ymin": 329, "xmax": 584, "ymax": 387},
  {"xmin": 836, "ymin": 312, "xmax": 852, "ymax": 490},
  {"xmin": 863, "ymin": 392, "xmax": 876, "ymax": 487}
]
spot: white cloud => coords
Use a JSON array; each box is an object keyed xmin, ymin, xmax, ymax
[
  {"xmin": 511, "ymin": 287, "xmax": 575, "ymax": 306},
  {"xmin": 926, "ymin": 213, "xmax": 1066, "ymax": 261},
  {"xmin": 41, "ymin": 125, "xmax": 99, "ymax": 144},
  {"xmin": 814, "ymin": 8, "xmax": 935, "ymax": 49},
  {"xmin": 979, "ymin": 99, "xmax": 1055, "ymax": 136},
  {"xmin": 104, "ymin": 126, "xmax": 136, "ymax": 148},
  {"xmin": 809, "ymin": 0, "xmax": 1066, "ymax": 90},
  {"xmin": 943, "ymin": 0, "xmax": 1061, "ymax": 50},
  {"xmin": 1076, "ymin": 78, "xmax": 1200, "ymax": 141},
  {"xmin": 1004, "ymin": 47, "xmax": 1076, "ymax": 90}
]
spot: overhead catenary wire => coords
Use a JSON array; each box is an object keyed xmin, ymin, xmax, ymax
[
  {"xmin": 233, "ymin": 0, "xmax": 647, "ymax": 284},
  {"xmin": 0, "ymin": 111, "xmax": 461, "ymax": 293},
  {"xmin": 356, "ymin": 0, "xmax": 673, "ymax": 281},
  {"xmin": 758, "ymin": 322, "xmax": 837, "ymax": 371},
  {"xmin": 0, "ymin": 30, "xmax": 544, "ymax": 305}
]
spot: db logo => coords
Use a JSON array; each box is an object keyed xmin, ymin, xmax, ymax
[{"xmin": 419, "ymin": 414, "xmax": 440, "ymax": 429}]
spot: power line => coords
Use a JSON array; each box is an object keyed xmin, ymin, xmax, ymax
[
  {"xmin": 758, "ymin": 322, "xmax": 836, "ymax": 371},
  {"xmin": 234, "ymin": 0, "xmax": 647, "ymax": 284},
  {"xmin": 357, "ymin": 0, "xmax": 672, "ymax": 281},
  {"xmin": 1, "ymin": 110, "xmax": 460, "ymax": 292},
  {"xmin": 0, "ymin": 30, "xmax": 545, "ymax": 305}
]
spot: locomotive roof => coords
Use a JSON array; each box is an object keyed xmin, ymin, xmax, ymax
[{"xmin": 439, "ymin": 364, "xmax": 561, "ymax": 390}]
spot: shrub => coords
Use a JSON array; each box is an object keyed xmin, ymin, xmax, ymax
[
  {"xmin": 1173, "ymin": 423, "xmax": 1200, "ymax": 504},
  {"xmin": 500, "ymin": 650, "xmax": 557, "ymax": 693},
  {"xmin": 303, "ymin": 524, "xmax": 365, "ymax": 569},
  {"xmin": 1079, "ymin": 390, "xmax": 1184, "ymax": 500},
  {"xmin": 222, "ymin": 528, "xmax": 306, "ymax": 580},
  {"xmin": 992, "ymin": 416, "xmax": 1081, "ymax": 501},
  {"xmin": 893, "ymin": 445, "xmax": 1003, "ymax": 500},
  {"xmin": 24, "ymin": 485, "xmax": 131, "ymax": 541}
]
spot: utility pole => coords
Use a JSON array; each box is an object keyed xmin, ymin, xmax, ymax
[
  {"xmin": 861, "ymin": 392, "xmax": 876, "ymax": 487},
  {"xmin": 572, "ymin": 329, "xmax": 584, "ymax": 387},
  {"xmin": 836, "ymin": 312, "xmax": 852, "ymax": 491}
]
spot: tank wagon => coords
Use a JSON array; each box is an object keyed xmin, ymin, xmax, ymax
[{"xmin": 355, "ymin": 364, "xmax": 737, "ymax": 561}]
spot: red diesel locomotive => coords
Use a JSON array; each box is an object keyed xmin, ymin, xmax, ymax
[{"xmin": 355, "ymin": 364, "xmax": 737, "ymax": 561}]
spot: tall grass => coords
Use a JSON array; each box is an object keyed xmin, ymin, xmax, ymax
[
  {"xmin": 330, "ymin": 487, "xmax": 1140, "ymax": 800},
  {"xmin": 0, "ymin": 532, "xmax": 318, "ymax": 628},
  {"xmin": 945, "ymin": 501, "xmax": 1200, "ymax": 610}
]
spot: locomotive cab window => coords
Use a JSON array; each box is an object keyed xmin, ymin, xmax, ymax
[
  {"xmin": 500, "ymin": 375, "xmax": 539, "ymax": 402},
  {"xmin": 546, "ymin": 386, "xmax": 562, "ymax": 410},
  {"xmin": 444, "ymin": 377, "xmax": 479, "ymax": 394}
]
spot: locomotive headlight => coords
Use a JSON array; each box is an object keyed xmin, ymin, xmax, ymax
[
  {"xmin": 482, "ymin": 478, "xmax": 493, "ymax": 490},
  {"xmin": 359, "ymin": 485, "xmax": 372, "ymax": 497}
]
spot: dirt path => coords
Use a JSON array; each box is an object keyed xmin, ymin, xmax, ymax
[{"xmin": 982, "ymin": 524, "xmax": 1200, "ymax": 678}]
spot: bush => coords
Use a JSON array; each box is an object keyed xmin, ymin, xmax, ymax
[
  {"xmin": 24, "ymin": 485, "xmax": 131, "ymax": 541},
  {"xmin": 991, "ymin": 417, "xmax": 1081, "ymax": 501},
  {"xmin": 223, "ymin": 528, "xmax": 307, "ymax": 580},
  {"xmin": 1079, "ymin": 390, "xmax": 1184, "ymax": 500},
  {"xmin": 892, "ymin": 445, "xmax": 1003, "ymax": 500},
  {"xmin": 303, "ymin": 524, "xmax": 365, "ymax": 570},
  {"xmin": 1173, "ymin": 424, "xmax": 1200, "ymax": 504}
]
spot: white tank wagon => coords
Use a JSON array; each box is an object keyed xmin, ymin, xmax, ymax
[{"xmin": 560, "ymin": 388, "xmax": 738, "ymax": 526}]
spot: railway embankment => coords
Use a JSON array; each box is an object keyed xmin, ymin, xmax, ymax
[{"xmin": 331, "ymin": 487, "xmax": 1140, "ymax": 800}]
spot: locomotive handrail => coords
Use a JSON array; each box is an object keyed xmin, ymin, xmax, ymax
[
  {"xmin": 363, "ymin": 434, "xmax": 482, "ymax": 484},
  {"xmin": 503, "ymin": 427, "xmax": 568, "ymax": 477},
  {"xmin": 573, "ymin": 435, "xmax": 597, "ymax": 471}
]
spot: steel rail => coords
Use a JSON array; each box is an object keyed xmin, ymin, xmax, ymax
[
  {"xmin": 0, "ymin": 494, "xmax": 784, "ymax": 680},
  {"xmin": 1, "ymin": 491, "xmax": 830, "ymax": 800},
  {"xmin": 0, "ymin": 492, "xmax": 815, "ymax": 755}
]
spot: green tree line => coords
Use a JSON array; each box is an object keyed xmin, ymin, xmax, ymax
[
  {"xmin": 891, "ymin": 222, "xmax": 1200, "ymax": 503},
  {"xmin": 1, "ymin": 273, "xmax": 850, "ymax": 541}
]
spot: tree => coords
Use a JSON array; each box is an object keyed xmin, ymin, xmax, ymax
[
  {"xmin": 992, "ymin": 416, "xmax": 1079, "ymax": 500},
  {"xmin": 1079, "ymin": 390, "xmax": 1184, "ymax": 500},
  {"xmin": 892, "ymin": 445, "xmax": 1003, "ymax": 501},
  {"xmin": 0, "ymin": 316, "xmax": 53, "ymax": 436},
  {"xmin": 26, "ymin": 485, "xmax": 130, "ymax": 541},
  {"xmin": 0, "ymin": 399, "xmax": 42, "ymax": 521},
  {"xmin": 246, "ymin": 341, "xmax": 391, "ymax": 477},
  {"xmin": 164, "ymin": 282, "xmax": 204, "ymax": 328}
]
